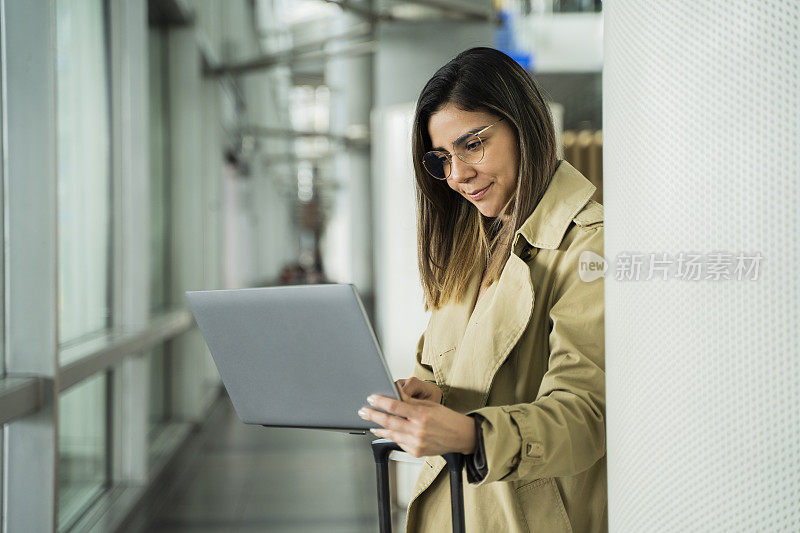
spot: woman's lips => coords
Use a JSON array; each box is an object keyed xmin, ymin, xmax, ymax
[{"xmin": 467, "ymin": 183, "xmax": 491, "ymax": 201}]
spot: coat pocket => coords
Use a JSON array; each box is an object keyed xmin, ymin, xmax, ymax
[{"xmin": 514, "ymin": 478, "xmax": 573, "ymax": 533}]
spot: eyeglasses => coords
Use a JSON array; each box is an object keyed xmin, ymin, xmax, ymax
[{"xmin": 422, "ymin": 117, "xmax": 505, "ymax": 180}]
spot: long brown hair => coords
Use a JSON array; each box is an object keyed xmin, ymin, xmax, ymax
[{"xmin": 412, "ymin": 47, "xmax": 557, "ymax": 310}]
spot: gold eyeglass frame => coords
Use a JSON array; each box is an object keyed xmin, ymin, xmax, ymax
[{"xmin": 422, "ymin": 117, "xmax": 505, "ymax": 180}]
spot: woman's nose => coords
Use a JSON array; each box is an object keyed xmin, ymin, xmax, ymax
[{"xmin": 448, "ymin": 155, "xmax": 476, "ymax": 182}]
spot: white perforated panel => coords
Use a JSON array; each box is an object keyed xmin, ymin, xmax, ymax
[{"xmin": 604, "ymin": 1, "xmax": 799, "ymax": 531}]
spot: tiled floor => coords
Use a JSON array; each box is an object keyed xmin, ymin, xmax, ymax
[{"xmin": 131, "ymin": 394, "xmax": 405, "ymax": 532}]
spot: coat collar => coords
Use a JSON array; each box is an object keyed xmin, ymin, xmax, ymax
[{"xmin": 512, "ymin": 159, "xmax": 597, "ymax": 255}]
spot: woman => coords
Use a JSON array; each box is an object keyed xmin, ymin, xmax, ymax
[{"xmin": 357, "ymin": 47, "xmax": 606, "ymax": 532}]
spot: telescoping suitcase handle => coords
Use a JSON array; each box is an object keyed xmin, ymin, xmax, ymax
[{"xmin": 371, "ymin": 438, "xmax": 466, "ymax": 533}]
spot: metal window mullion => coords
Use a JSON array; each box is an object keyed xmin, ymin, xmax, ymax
[
  {"xmin": 104, "ymin": 368, "xmax": 113, "ymax": 489},
  {"xmin": 108, "ymin": 0, "xmax": 150, "ymax": 486},
  {"xmin": 168, "ymin": 26, "xmax": 212, "ymax": 423},
  {"xmin": 2, "ymin": 1, "xmax": 59, "ymax": 531}
]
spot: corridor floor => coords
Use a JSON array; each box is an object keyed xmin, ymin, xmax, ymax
[{"xmin": 128, "ymin": 393, "xmax": 406, "ymax": 532}]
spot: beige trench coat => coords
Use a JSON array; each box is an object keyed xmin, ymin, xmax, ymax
[{"xmin": 405, "ymin": 160, "xmax": 606, "ymax": 532}]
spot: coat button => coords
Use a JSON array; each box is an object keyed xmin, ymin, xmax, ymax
[{"xmin": 520, "ymin": 248, "xmax": 532, "ymax": 261}]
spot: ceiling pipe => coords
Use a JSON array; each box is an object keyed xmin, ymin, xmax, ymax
[
  {"xmin": 236, "ymin": 125, "xmax": 370, "ymax": 149},
  {"xmin": 398, "ymin": 0, "xmax": 498, "ymax": 23},
  {"xmin": 206, "ymin": 26, "xmax": 374, "ymax": 77},
  {"xmin": 323, "ymin": 0, "xmax": 396, "ymax": 22}
]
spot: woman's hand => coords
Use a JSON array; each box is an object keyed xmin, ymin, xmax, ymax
[
  {"xmin": 357, "ymin": 394, "xmax": 477, "ymax": 457},
  {"xmin": 394, "ymin": 376, "xmax": 442, "ymax": 403}
]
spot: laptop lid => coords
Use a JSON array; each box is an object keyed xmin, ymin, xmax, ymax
[{"xmin": 186, "ymin": 283, "xmax": 401, "ymax": 433}]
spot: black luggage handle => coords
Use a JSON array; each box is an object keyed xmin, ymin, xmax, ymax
[{"xmin": 371, "ymin": 438, "xmax": 465, "ymax": 533}]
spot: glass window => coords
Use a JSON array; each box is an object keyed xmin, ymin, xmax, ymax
[
  {"xmin": 148, "ymin": 344, "xmax": 168, "ymax": 435},
  {"xmin": 148, "ymin": 27, "xmax": 170, "ymax": 312},
  {"xmin": 290, "ymin": 84, "xmax": 331, "ymax": 160},
  {"xmin": 56, "ymin": 0, "xmax": 112, "ymax": 346},
  {"xmin": 57, "ymin": 372, "xmax": 108, "ymax": 532}
]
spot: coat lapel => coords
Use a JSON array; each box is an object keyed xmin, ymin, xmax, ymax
[
  {"xmin": 444, "ymin": 252, "xmax": 534, "ymax": 413},
  {"xmin": 407, "ymin": 246, "xmax": 536, "ymax": 505},
  {"xmin": 423, "ymin": 255, "xmax": 484, "ymax": 361}
]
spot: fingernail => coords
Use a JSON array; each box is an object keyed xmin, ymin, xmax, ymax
[
  {"xmin": 367, "ymin": 395, "xmax": 376, "ymax": 404},
  {"xmin": 357, "ymin": 409, "xmax": 367, "ymax": 418},
  {"xmin": 369, "ymin": 428, "xmax": 376, "ymax": 434}
]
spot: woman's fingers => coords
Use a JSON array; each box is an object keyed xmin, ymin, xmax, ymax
[
  {"xmin": 359, "ymin": 406, "xmax": 406, "ymax": 432},
  {"xmin": 367, "ymin": 394, "xmax": 415, "ymax": 418},
  {"xmin": 358, "ymin": 394, "xmax": 418, "ymax": 433},
  {"xmin": 369, "ymin": 428, "xmax": 422, "ymax": 456},
  {"xmin": 401, "ymin": 396, "xmax": 439, "ymax": 407},
  {"xmin": 397, "ymin": 377, "xmax": 431, "ymax": 400},
  {"xmin": 362, "ymin": 395, "xmax": 469, "ymax": 457},
  {"xmin": 394, "ymin": 378, "xmax": 411, "ymax": 400},
  {"xmin": 359, "ymin": 395, "xmax": 439, "ymax": 430}
]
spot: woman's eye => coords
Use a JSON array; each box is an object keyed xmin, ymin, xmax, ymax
[{"xmin": 465, "ymin": 141, "xmax": 481, "ymax": 152}]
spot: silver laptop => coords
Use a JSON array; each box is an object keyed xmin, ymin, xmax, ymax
[{"xmin": 185, "ymin": 283, "xmax": 401, "ymax": 434}]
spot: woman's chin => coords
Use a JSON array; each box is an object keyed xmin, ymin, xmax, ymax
[{"xmin": 477, "ymin": 205, "xmax": 499, "ymax": 218}]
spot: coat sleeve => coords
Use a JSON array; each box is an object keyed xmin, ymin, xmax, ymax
[
  {"xmin": 465, "ymin": 414, "xmax": 489, "ymax": 483},
  {"xmin": 465, "ymin": 224, "xmax": 606, "ymax": 485}
]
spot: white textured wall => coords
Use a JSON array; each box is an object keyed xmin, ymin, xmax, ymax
[{"xmin": 604, "ymin": 1, "xmax": 800, "ymax": 530}]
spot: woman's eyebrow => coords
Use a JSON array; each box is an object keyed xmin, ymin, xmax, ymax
[{"xmin": 431, "ymin": 125, "xmax": 489, "ymax": 152}]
